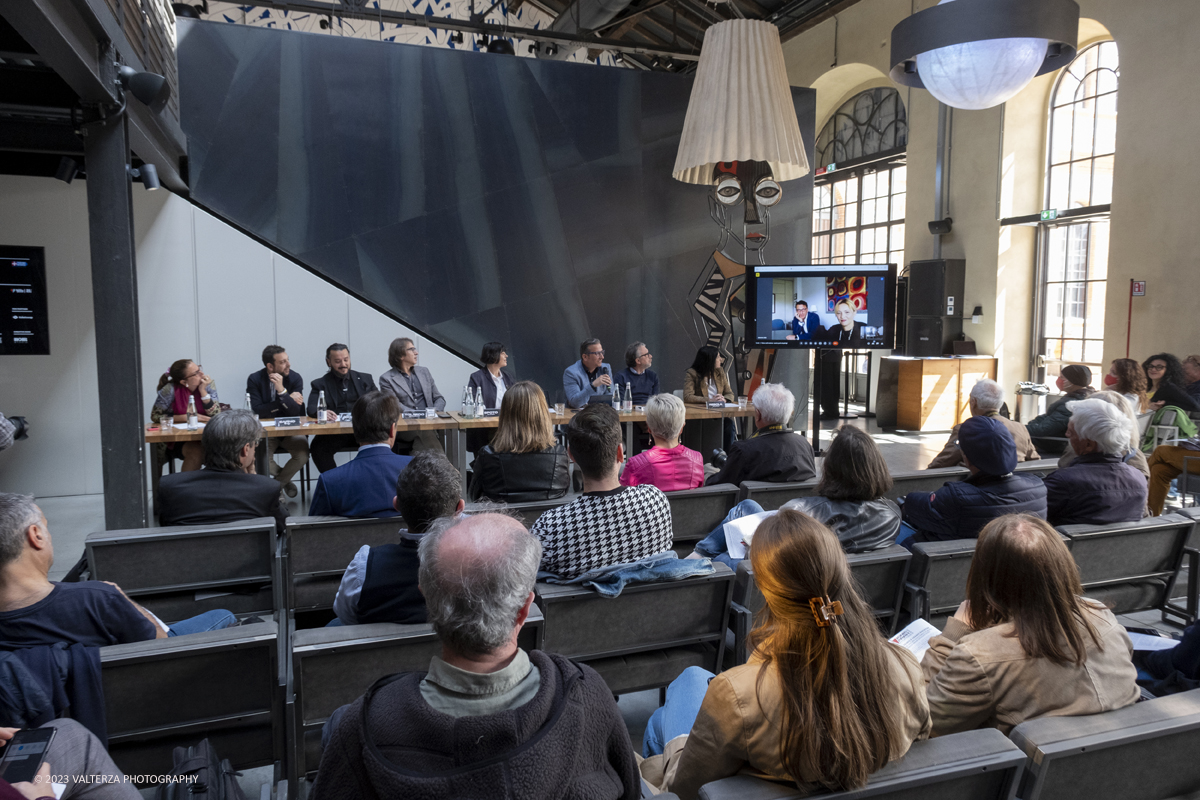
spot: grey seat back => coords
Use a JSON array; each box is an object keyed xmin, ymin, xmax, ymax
[
  {"xmin": 885, "ymin": 467, "xmax": 968, "ymax": 502},
  {"xmin": 283, "ymin": 516, "xmax": 403, "ymax": 612},
  {"xmin": 101, "ymin": 622, "xmax": 279, "ymax": 779},
  {"xmin": 289, "ymin": 609, "xmax": 544, "ymax": 781},
  {"xmin": 535, "ymin": 565, "xmax": 733, "ymax": 695},
  {"xmin": 491, "ymin": 498, "xmax": 571, "ymax": 526},
  {"xmin": 1013, "ymin": 460, "xmax": 1057, "ymax": 478},
  {"xmin": 906, "ymin": 539, "xmax": 977, "ymax": 629},
  {"xmin": 667, "ymin": 484, "xmax": 739, "ymax": 545},
  {"xmin": 87, "ymin": 518, "xmax": 276, "ymax": 621},
  {"xmin": 1008, "ymin": 689, "xmax": 1200, "ymax": 800},
  {"xmin": 735, "ymin": 479, "xmax": 819, "ymax": 510},
  {"xmin": 697, "ymin": 728, "xmax": 1025, "ymax": 799},
  {"xmin": 1057, "ymin": 514, "xmax": 1194, "ymax": 616}
]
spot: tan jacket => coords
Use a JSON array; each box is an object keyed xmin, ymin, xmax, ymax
[
  {"xmin": 926, "ymin": 411, "xmax": 1039, "ymax": 469},
  {"xmin": 921, "ymin": 605, "xmax": 1139, "ymax": 737},
  {"xmin": 641, "ymin": 645, "xmax": 931, "ymax": 800},
  {"xmin": 683, "ymin": 367, "xmax": 734, "ymax": 405}
]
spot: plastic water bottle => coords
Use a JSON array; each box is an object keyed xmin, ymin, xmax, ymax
[
  {"xmin": 316, "ymin": 390, "xmax": 327, "ymax": 424},
  {"xmin": 186, "ymin": 396, "xmax": 198, "ymax": 430},
  {"xmin": 623, "ymin": 382, "xmax": 633, "ymax": 412},
  {"xmin": 475, "ymin": 386, "xmax": 485, "ymax": 417},
  {"xmin": 462, "ymin": 385, "xmax": 474, "ymax": 418},
  {"xmin": 245, "ymin": 392, "xmax": 257, "ymax": 423}
]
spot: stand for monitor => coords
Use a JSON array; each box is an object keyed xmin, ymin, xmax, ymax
[
  {"xmin": 811, "ymin": 348, "xmax": 826, "ymax": 456},
  {"xmin": 840, "ymin": 349, "xmax": 859, "ymax": 420}
]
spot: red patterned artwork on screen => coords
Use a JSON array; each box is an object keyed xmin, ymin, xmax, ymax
[{"xmin": 826, "ymin": 276, "xmax": 867, "ymax": 313}]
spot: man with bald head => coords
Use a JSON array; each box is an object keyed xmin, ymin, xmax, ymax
[{"xmin": 312, "ymin": 513, "xmax": 639, "ymax": 800}]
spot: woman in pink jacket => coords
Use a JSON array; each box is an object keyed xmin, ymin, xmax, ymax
[{"xmin": 620, "ymin": 394, "xmax": 704, "ymax": 492}]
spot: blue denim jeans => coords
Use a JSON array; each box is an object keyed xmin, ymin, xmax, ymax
[
  {"xmin": 643, "ymin": 666, "xmax": 715, "ymax": 757},
  {"xmin": 894, "ymin": 521, "xmax": 919, "ymax": 548},
  {"xmin": 691, "ymin": 499, "xmax": 765, "ymax": 569},
  {"xmin": 167, "ymin": 609, "xmax": 238, "ymax": 637}
]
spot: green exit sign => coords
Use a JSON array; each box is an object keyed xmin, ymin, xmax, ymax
[
  {"xmin": 1041, "ymin": 208, "xmax": 1059, "ymax": 221},
  {"xmin": 826, "ymin": 163, "xmax": 836, "ymax": 172}
]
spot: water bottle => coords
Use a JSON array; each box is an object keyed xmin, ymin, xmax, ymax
[
  {"xmin": 462, "ymin": 385, "xmax": 474, "ymax": 418},
  {"xmin": 316, "ymin": 390, "xmax": 327, "ymax": 424},
  {"xmin": 475, "ymin": 386, "xmax": 485, "ymax": 417},
  {"xmin": 612, "ymin": 382, "xmax": 621, "ymax": 411},
  {"xmin": 245, "ymin": 392, "xmax": 257, "ymax": 423},
  {"xmin": 623, "ymin": 382, "xmax": 633, "ymax": 412},
  {"xmin": 186, "ymin": 396, "xmax": 198, "ymax": 430}
]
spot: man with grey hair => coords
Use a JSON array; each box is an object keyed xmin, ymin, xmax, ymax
[
  {"xmin": 927, "ymin": 378, "xmax": 1038, "ymax": 469},
  {"xmin": 311, "ymin": 513, "xmax": 639, "ymax": 800},
  {"xmin": 706, "ymin": 382, "xmax": 815, "ymax": 487},
  {"xmin": 0, "ymin": 493, "xmax": 237, "ymax": 647},
  {"xmin": 158, "ymin": 409, "xmax": 285, "ymax": 531},
  {"xmin": 1043, "ymin": 398, "xmax": 1146, "ymax": 526}
]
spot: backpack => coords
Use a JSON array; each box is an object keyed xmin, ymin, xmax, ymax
[{"xmin": 154, "ymin": 738, "xmax": 247, "ymax": 800}]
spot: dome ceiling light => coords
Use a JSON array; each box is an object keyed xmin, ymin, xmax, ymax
[{"xmin": 890, "ymin": 0, "xmax": 1079, "ymax": 111}]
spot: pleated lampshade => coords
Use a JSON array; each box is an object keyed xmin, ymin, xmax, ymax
[{"xmin": 672, "ymin": 19, "xmax": 810, "ymax": 185}]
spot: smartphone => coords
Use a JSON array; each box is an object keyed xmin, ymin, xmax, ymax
[
  {"xmin": 0, "ymin": 726, "xmax": 56, "ymax": 784},
  {"xmin": 436, "ymin": 412, "xmax": 452, "ymax": 419}
]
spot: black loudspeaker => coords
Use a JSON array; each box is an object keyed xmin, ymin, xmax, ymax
[
  {"xmin": 907, "ymin": 259, "xmax": 966, "ymax": 318},
  {"xmin": 906, "ymin": 316, "xmax": 963, "ymax": 357}
]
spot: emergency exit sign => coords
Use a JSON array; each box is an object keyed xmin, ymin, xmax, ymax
[
  {"xmin": 1132, "ymin": 281, "xmax": 1146, "ymax": 296},
  {"xmin": 1040, "ymin": 209, "xmax": 1059, "ymax": 221}
]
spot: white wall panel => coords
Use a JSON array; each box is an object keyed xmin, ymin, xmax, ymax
[
  {"xmin": 273, "ymin": 255, "xmax": 349, "ymax": 399},
  {"xmin": 346, "ymin": 298, "xmax": 417, "ymax": 387}
]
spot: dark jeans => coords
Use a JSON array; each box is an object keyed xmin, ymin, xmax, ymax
[{"xmin": 311, "ymin": 433, "xmax": 359, "ymax": 473}]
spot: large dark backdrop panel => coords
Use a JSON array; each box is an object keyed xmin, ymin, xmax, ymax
[{"xmin": 176, "ymin": 19, "xmax": 815, "ymax": 394}]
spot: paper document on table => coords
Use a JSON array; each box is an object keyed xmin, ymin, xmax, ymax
[
  {"xmin": 1128, "ymin": 632, "xmax": 1180, "ymax": 651},
  {"xmin": 260, "ymin": 420, "xmax": 276, "ymax": 427},
  {"xmin": 723, "ymin": 511, "xmax": 777, "ymax": 560},
  {"xmin": 171, "ymin": 423, "xmax": 204, "ymax": 430},
  {"xmin": 890, "ymin": 619, "xmax": 942, "ymax": 661}
]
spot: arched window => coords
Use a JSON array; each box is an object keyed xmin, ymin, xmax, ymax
[
  {"xmin": 1036, "ymin": 41, "xmax": 1117, "ymax": 387},
  {"xmin": 812, "ymin": 88, "xmax": 908, "ymax": 268}
]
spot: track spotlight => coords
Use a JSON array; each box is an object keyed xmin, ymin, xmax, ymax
[
  {"xmin": 116, "ymin": 65, "xmax": 171, "ymax": 114},
  {"xmin": 613, "ymin": 51, "xmax": 624, "ymax": 63},
  {"xmin": 54, "ymin": 157, "xmax": 80, "ymax": 185},
  {"xmin": 171, "ymin": 1, "xmax": 207, "ymax": 18},
  {"xmin": 130, "ymin": 163, "xmax": 160, "ymax": 191},
  {"xmin": 451, "ymin": 30, "xmax": 464, "ymax": 44},
  {"xmin": 528, "ymin": 43, "xmax": 537, "ymax": 53},
  {"xmin": 487, "ymin": 38, "xmax": 515, "ymax": 55}
]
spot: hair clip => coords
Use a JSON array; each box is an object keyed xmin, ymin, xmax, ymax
[{"xmin": 809, "ymin": 596, "xmax": 844, "ymax": 627}]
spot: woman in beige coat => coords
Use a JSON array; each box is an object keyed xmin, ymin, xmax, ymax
[
  {"xmin": 683, "ymin": 345, "xmax": 736, "ymax": 452},
  {"xmin": 922, "ymin": 514, "xmax": 1139, "ymax": 736},
  {"xmin": 640, "ymin": 510, "xmax": 931, "ymax": 800}
]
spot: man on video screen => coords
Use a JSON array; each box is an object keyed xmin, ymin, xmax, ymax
[{"xmin": 786, "ymin": 300, "xmax": 823, "ymax": 341}]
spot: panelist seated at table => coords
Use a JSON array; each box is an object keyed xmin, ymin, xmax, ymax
[
  {"xmin": 308, "ymin": 392, "xmax": 413, "ymax": 519},
  {"xmin": 465, "ymin": 341, "xmax": 515, "ymax": 454},
  {"xmin": 247, "ymin": 344, "xmax": 309, "ymax": 499},
  {"xmin": 563, "ymin": 338, "xmax": 614, "ymax": 408},
  {"xmin": 0, "ymin": 493, "xmax": 238, "ymax": 648},
  {"xmin": 158, "ymin": 409, "xmax": 287, "ymax": 533},
  {"xmin": 613, "ymin": 341, "xmax": 660, "ymax": 406},
  {"xmin": 705, "ymin": 383, "xmax": 815, "ymax": 487},
  {"xmin": 784, "ymin": 299, "xmax": 824, "ymax": 341},
  {"xmin": 470, "ymin": 381, "xmax": 570, "ymax": 503},
  {"xmin": 684, "ymin": 345, "xmax": 737, "ymax": 452},
  {"xmin": 151, "ymin": 358, "xmax": 221, "ymax": 472},
  {"xmin": 619, "ymin": 394, "xmax": 703, "ymax": 492},
  {"xmin": 307, "ymin": 343, "xmax": 377, "ymax": 473},
  {"xmin": 332, "ymin": 452, "xmax": 464, "ymax": 626},
  {"xmin": 379, "ymin": 337, "xmax": 445, "ymax": 454}
]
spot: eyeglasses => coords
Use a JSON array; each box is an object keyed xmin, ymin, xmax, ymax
[
  {"xmin": 586, "ymin": 349, "xmax": 605, "ymax": 357},
  {"xmin": 185, "ymin": 365, "xmax": 203, "ymax": 379},
  {"xmin": 405, "ymin": 347, "xmax": 418, "ymax": 353},
  {"xmin": 1147, "ymin": 363, "xmax": 1167, "ymax": 371}
]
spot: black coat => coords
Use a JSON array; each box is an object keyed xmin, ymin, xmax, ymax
[
  {"xmin": 158, "ymin": 467, "xmax": 285, "ymax": 532},
  {"xmin": 246, "ymin": 367, "xmax": 305, "ymax": 418},
  {"xmin": 902, "ymin": 472, "xmax": 1048, "ymax": 543},
  {"xmin": 470, "ymin": 445, "xmax": 570, "ymax": 503},
  {"xmin": 1026, "ymin": 388, "xmax": 1093, "ymax": 453},
  {"xmin": 467, "ymin": 368, "xmax": 515, "ymax": 409},
  {"xmin": 307, "ymin": 369, "xmax": 377, "ymax": 416},
  {"xmin": 706, "ymin": 427, "xmax": 816, "ymax": 486}
]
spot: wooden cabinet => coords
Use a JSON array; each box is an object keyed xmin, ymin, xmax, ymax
[{"xmin": 895, "ymin": 357, "xmax": 997, "ymax": 431}]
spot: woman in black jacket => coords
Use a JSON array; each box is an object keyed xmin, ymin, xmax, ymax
[
  {"xmin": 470, "ymin": 381, "xmax": 570, "ymax": 502},
  {"xmin": 1142, "ymin": 352, "xmax": 1200, "ymax": 412},
  {"xmin": 1026, "ymin": 364, "xmax": 1095, "ymax": 455}
]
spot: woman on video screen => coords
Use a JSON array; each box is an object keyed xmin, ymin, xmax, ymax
[{"xmin": 832, "ymin": 299, "xmax": 866, "ymax": 347}]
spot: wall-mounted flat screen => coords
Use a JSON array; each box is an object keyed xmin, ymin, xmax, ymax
[
  {"xmin": 0, "ymin": 246, "xmax": 49, "ymax": 355},
  {"xmin": 745, "ymin": 264, "xmax": 897, "ymax": 350}
]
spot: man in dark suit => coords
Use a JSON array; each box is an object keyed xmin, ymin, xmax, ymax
[
  {"xmin": 706, "ymin": 382, "xmax": 815, "ymax": 486},
  {"xmin": 308, "ymin": 343, "xmax": 378, "ymax": 473},
  {"xmin": 786, "ymin": 300, "xmax": 824, "ymax": 341},
  {"xmin": 309, "ymin": 391, "xmax": 412, "ymax": 518},
  {"xmin": 247, "ymin": 344, "xmax": 309, "ymax": 498},
  {"xmin": 159, "ymin": 409, "xmax": 286, "ymax": 532}
]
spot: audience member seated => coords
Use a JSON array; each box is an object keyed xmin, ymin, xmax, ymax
[
  {"xmin": 0, "ymin": 718, "xmax": 140, "ymax": 800},
  {"xmin": 312, "ymin": 514, "xmax": 639, "ymax": 800},
  {"xmin": 922, "ymin": 514, "xmax": 1139, "ymax": 736},
  {"xmin": 0, "ymin": 494, "xmax": 236, "ymax": 648},
  {"xmin": 899, "ymin": 415, "xmax": 1046, "ymax": 546},
  {"xmin": 705, "ymin": 383, "xmax": 815, "ymax": 487},
  {"xmin": 247, "ymin": 344, "xmax": 309, "ymax": 498},
  {"xmin": 307, "ymin": 343, "xmax": 378, "ymax": 473},
  {"xmin": 1143, "ymin": 352, "xmax": 1200, "ymax": 412},
  {"xmin": 308, "ymin": 391, "xmax": 412, "ymax": 518},
  {"xmin": 151, "ymin": 358, "xmax": 220, "ymax": 472},
  {"xmin": 158, "ymin": 410, "xmax": 286, "ymax": 532},
  {"xmin": 468, "ymin": 381, "xmax": 569, "ymax": 503},
  {"xmin": 613, "ymin": 341, "xmax": 660, "ymax": 406},
  {"xmin": 465, "ymin": 341, "xmax": 514, "ymax": 454},
  {"xmin": 1026, "ymin": 364, "xmax": 1095, "ymax": 455},
  {"xmin": 1104, "ymin": 357, "xmax": 1149, "ymax": 413},
  {"xmin": 331, "ymin": 452, "xmax": 463, "ymax": 626},
  {"xmin": 620, "ymin": 394, "xmax": 704, "ymax": 492},
  {"xmin": 1184, "ymin": 355, "xmax": 1200, "ymax": 404},
  {"xmin": 641, "ymin": 510, "xmax": 930, "ymax": 800},
  {"xmin": 684, "ymin": 345, "xmax": 736, "ymax": 451},
  {"xmin": 531, "ymin": 404, "xmax": 671, "ymax": 579},
  {"xmin": 927, "ymin": 379, "xmax": 1037, "ymax": 468},
  {"xmin": 378, "ymin": 337, "xmax": 445, "ymax": 453},
  {"xmin": 1058, "ymin": 391, "xmax": 1150, "ymax": 479},
  {"xmin": 1044, "ymin": 398, "xmax": 1147, "ymax": 526},
  {"xmin": 1147, "ymin": 438, "xmax": 1200, "ymax": 516},
  {"xmin": 562, "ymin": 338, "xmax": 613, "ymax": 408},
  {"xmin": 1137, "ymin": 620, "xmax": 1200, "ymax": 694}
]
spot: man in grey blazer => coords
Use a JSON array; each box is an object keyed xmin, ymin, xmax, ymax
[{"xmin": 379, "ymin": 337, "xmax": 445, "ymax": 453}]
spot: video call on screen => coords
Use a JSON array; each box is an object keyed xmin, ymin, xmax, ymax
[
  {"xmin": 0, "ymin": 246, "xmax": 49, "ymax": 356},
  {"xmin": 751, "ymin": 265, "xmax": 892, "ymax": 349}
]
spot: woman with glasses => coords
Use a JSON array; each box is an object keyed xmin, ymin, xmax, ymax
[
  {"xmin": 1141, "ymin": 353, "xmax": 1199, "ymax": 412},
  {"xmin": 151, "ymin": 358, "xmax": 221, "ymax": 471}
]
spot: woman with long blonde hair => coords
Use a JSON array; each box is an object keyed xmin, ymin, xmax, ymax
[
  {"xmin": 641, "ymin": 510, "xmax": 930, "ymax": 799},
  {"xmin": 469, "ymin": 381, "xmax": 569, "ymax": 502}
]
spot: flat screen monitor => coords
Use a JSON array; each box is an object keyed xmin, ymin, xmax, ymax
[
  {"xmin": 745, "ymin": 264, "xmax": 897, "ymax": 350},
  {"xmin": 0, "ymin": 246, "xmax": 49, "ymax": 356}
]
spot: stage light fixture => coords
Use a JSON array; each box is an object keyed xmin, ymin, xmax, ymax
[
  {"xmin": 116, "ymin": 65, "xmax": 171, "ymax": 114},
  {"xmin": 613, "ymin": 51, "xmax": 624, "ymax": 63},
  {"xmin": 487, "ymin": 38, "xmax": 516, "ymax": 55},
  {"xmin": 130, "ymin": 163, "xmax": 161, "ymax": 191},
  {"xmin": 54, "ymin": 157, "xmax": 80, "ymax": 184}
]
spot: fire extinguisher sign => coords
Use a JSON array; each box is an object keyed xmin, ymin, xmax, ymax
[{"xmin": 1131, "ymin": 281, "xmax": 1146, "ymax": 296}]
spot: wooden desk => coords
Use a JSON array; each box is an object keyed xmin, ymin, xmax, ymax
[{"xmin": 894, "ymin": 357, "xmax": 998, "ymax": 431}]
